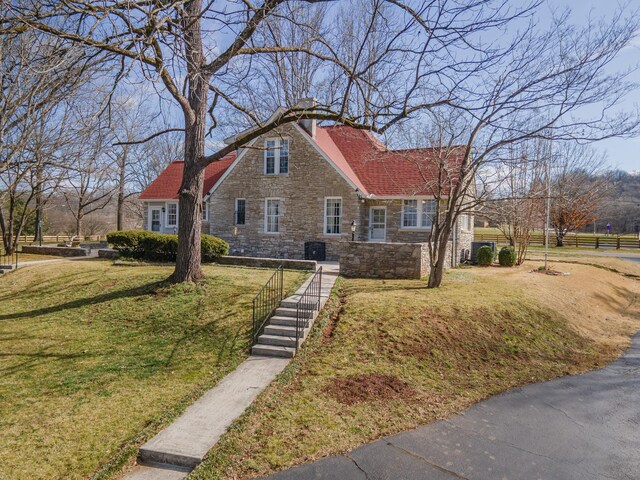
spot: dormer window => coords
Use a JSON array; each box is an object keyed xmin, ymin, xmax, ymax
[{"xmin": 264, "ymin": 138, "xmax": 289, "ymax": 175}]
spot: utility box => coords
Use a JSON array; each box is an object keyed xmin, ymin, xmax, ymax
[
  {"xmin": 470, "ymin": 241, "xmax": 496, "ymax": 264},
  {"xmin": 304, "ymin": 241, "xmax": 326, "ymax": 261}
]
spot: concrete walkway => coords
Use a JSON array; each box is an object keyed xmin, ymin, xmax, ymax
[
  {"xmin": 264, "ymin": 332, "xmax": 640, "ymax": 480},
  {"xmin": 124, "ymin": 263, "xmax": 339, "ymax": 479}
]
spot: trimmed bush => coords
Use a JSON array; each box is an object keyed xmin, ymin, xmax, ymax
[
  {"xmin": 201, "ymin": 234, "xmax": 229, "ymax": 261},
  {"xmin": 105, "ymin": 230, "xmax": 154, "ymax": 258},
  {"xmin": 107, "ymin": 230, "xmax": 228, "ymax": 262},
  {"xmin": 498, "ymin": 246, "xmax": 516, "ymax": 267},
  {"xmin": 476, "ymin": 245, "xmax": 494, "ymax": 266}
]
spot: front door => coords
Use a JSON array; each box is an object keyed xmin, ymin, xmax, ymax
[
  {"xmin": 369, "ymin": 207, "xmax": 386, "ymax": 241},
  {"xmin": 150, "ymin": 207, "xmax": 162, "ymax": 232}
]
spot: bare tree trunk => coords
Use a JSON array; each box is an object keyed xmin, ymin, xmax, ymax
[
  {"xmin": 33, "ymin": 165, "xmax": 43, "ymax": 242},
  {"xmin": 76, "ymin": 214, "xmax": 82, "ymax": 238},
  {"xmin": 427, "ymin": 222, "xmax": 452, "ymax": 288},
  {"xmin": 427, "ymin": 218, "xmax": 453, "ymax": 288},
  {"xmin": 170, "ymin": 0, "xmax": 207, "ymax": 283},
  {"xmin": 116, "ymin": 166, "xmax": 125, "ymax": 231}
]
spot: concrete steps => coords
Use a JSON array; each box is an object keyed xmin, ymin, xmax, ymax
[
  {"xmin": 251, "ymin": 301, "xmax": 318, "ymax": 357},
  {"xmin": 251, "ymin": 267, "xmax": 338, "ymax": 358},
  {"xmin": 251, "ymin": 344, "xmax": 297, "ymax": 358}
]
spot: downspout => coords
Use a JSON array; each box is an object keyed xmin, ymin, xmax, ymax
[{"xmin": 451, "ymin": 219, "xmax": 457, "ymax": 268}]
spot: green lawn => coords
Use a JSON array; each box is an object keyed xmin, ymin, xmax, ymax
[
  {"xmin": 0, "ymin": 259, "xmax": 306, "ymax": 480},
  {"xmin": 1, "ymin": 248, "xmax": 63, "ymax": 263},
  {"xmin": 189, "ymin": 264, "xmax": 639, "ymax": 480}
]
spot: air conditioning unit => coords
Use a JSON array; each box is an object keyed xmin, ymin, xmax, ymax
[{"xmin": 470, "ymin": 241, "xmax": 497, "ymax": 264}]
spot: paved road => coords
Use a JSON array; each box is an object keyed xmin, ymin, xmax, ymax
[{"xmin": 264, "ymin": 334, "xmax": 640, "ymax": 480}]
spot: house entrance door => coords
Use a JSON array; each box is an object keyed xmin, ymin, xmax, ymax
[
  {"xmin": 369, "ymin": 207, "xmax": 386, "ymax": 241},
  {"xmin": 150, "ymin": 208, "xmax": 162, "ymax": 232}
]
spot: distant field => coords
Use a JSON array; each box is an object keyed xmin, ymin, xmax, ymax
[
  {"xmin": 474, "ymin": 228, "xmax": 640, "ymax": 250},
  {"xmin": 475, "ymin": 227, "xmax": 638, "ymax": 238}
]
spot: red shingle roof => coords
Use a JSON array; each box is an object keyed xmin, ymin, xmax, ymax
[
  {"xmin": 140, "ymin": 125, "xmax": 464, "ymax": 200},
  {"xmin": 315, "ymin": 125, "xmax": 464, "ymax": 196},
  {"xmin": 139, "ymin": 152, "xmax": 236, "ymax": 200}
]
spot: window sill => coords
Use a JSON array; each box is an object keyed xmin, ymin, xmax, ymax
[
  {"xmin": 263, "ymin": 231, "xmax": 282, "ymax": 235},
  {"xmin": 400, "ymin": 227, "xmax": 432, "ymax": 231},
  {"xmin": 263, "ymin": 173, "xmax": 290, "ymax": 177}
]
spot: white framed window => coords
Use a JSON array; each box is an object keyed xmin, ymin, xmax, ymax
[
  {"xmin": 401, "ymin": 199, "xmax": 437, "ymax": 229},
  {"xmin": 421, "ymin": 200, "xmax": 437, "ymax": 228},
  {"xmin": 203, "ymin": 201, "xmax": 209, "ymax": 221},
  {"xmin": 402, "ymin": 200, "xmax": 418, "ymax": 227},
  {"xmin": 264, "ymin": 198, "xmax": 281, "ymax": 233},
  {"xmin": 459, "ymin": 214, "xmax": 473, "ymax": 231},
  {"xmin": 264, "ymin": 138, "xmax": 289, "ymax": 175},
  {"xmin": 166, "ymin": 203, "xmax": 178, "ymax": 227},
  {"xmin": 235, "ymin": 198, "xmax": 246, "ymax": 225},
  {"xmin": 324, "ymin": 197, "xmax": 342, "ymax": 235}
]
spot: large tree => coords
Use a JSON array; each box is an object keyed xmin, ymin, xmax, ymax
[
  {"xmin": 3, "ymin": 0, "xmax": 537, "ymax": 282},
  {"xmin": 387, "ymin": 5, "xmax": 639, "ymax": 287}
]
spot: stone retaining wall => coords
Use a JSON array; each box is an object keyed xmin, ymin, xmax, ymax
[
  {"xmin": 21, "ymin": 245, "xmax": 88, "ymax": 257},
  {"xmin": 340, "ymin": 241, "xmax": 454, "ymax": 279},
  {"xmin": 98, "ymin": 249, "xmax": 120, "ymax": 259},
  {"xmin": 216, "ymin": 255, "xmax": 316, "ymax": 271}
]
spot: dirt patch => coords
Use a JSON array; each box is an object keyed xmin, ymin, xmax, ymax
[
  {"xmin": 327, "ymin": 373, "xmax": 416, "ymax": 405},
  {"xmin": 531, "ymin": 268, "xmax": 570, "ymax": 276},
  {"xmin": 323, "ymin": 286, "xmax": 346, "ymax": 342}
]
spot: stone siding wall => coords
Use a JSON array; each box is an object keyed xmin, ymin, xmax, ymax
[
  {"xmin": 21, "ymin": 245, "xmax": 88, "ymax": 257},
  {"xmin": 209, "ymin": 124, "xmax": 363, "ymax": 261},
  {"xmin": 98, "ymin": 249, "xmax": 120, "ymax": 259},
  {"xmin": 456, "ymin": 229, "xmax": 474, "ymax": 264},
  {"xmin": 341, "ymin": 241, "xmax": 455, "ymax": 279}
]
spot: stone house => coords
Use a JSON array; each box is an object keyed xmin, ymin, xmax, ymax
[{"xmin": 140, "ymin": 113, "xmax": 474, "ymax": 277}]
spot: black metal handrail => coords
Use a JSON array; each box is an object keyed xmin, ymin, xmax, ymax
[
  {"xmin": 0, "ymin": 248, "xmax": 19, "ymax": 273},
  {"xmin": 295, "ymin": 266, "xmax": 322, "ymax": 352},
  {"xmin": 252, "ymin": 266, "xmax": 284, "ymax": 345}
]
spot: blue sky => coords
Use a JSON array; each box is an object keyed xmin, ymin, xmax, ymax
[
  {"xmin": 130, "ymin": 0, "xmax": 639, "ymax": 172},
  {"xmin": 543, "ymin": 0, "xmax": 640, "ymax": 172}
]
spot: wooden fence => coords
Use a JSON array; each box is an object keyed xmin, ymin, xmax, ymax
[
  {"xmin": 474, "ymin": 233, "xmax": 640, "ymax": 250},
  {"xmin": 15, "ymin": 235, "xmax": 106, "ymax": 244}
]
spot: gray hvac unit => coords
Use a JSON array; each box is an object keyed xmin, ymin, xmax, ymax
[{"xmin": 470, "ymin": 241, "xmax": 497, "ymax": 264}]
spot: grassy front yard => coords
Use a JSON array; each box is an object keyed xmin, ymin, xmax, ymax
[
  {"xmin": 1, "ymin": 248, "xmax": 63, "ymax": 263},
  {"xmin": 0, "ymin": 259, "xmax": 306, "ymax": 480},
  {"xmin": 190, "ymin": 262, "xmax": 640, "ymax": 479}
]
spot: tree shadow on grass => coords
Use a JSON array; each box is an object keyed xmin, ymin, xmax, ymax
[
  {"xmin": 0, "ymin": 348, "xmax": 94, "ymax": 377},
  {"xmin": 0, "ymin": 280, "xmax": 167, "ymax": 322}
]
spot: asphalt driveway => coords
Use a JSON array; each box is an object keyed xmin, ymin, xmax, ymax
[{"xmin": 264, "ymin": 333, "xmax": 640, "ymax": 480}]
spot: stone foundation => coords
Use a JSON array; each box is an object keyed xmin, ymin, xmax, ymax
[
  {"xmin": 216, "ymin": 255, "xmax": 316, "ymax": 271},
  {"xmin": 98, "ymin": 249, "xmax": 120, "ymax": 259},
  {"xmin": 21, "ymin": 245, "xmax": 88, "ymax": 257},
  {"xmin": 340, "ymin": 241, "xmax": 454, "ymax": 279}
]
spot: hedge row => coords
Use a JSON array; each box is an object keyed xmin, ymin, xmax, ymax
[{"xmin": 106, "ymin": 230, "xmax": 229, "ymax": 262}]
